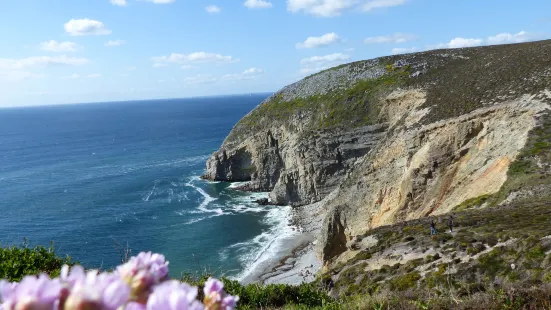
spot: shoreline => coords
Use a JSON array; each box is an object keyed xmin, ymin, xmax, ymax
[{"xmin": 247, "ymin": 199, "xmax": 326, "ymax": 286}]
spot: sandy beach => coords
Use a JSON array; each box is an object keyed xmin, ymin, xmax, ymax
[{"xmin": 250, "ymin": 200, "xmax": 327, "ymax": 285}]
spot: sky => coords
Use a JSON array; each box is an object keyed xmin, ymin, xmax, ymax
[{"xmin": 1, "ymin": 0, "xmax": 551, "ymax": 107}]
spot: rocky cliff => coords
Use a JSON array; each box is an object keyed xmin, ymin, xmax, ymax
[{"xmin": 203, "ymin": 40, "xmax": 551, "ymax": 267}]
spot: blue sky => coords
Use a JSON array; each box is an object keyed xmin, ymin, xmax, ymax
[{"xmin": 0, "ymin": 0, "xmax": 550, "ymax": 107}]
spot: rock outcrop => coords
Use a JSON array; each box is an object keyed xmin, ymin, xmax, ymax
[{"xmin": 204, "ymin": 40, "xmax": 551, "ymax": 266}]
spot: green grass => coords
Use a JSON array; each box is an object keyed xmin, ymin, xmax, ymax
[
  {"xmin": 225, "ymin": 65, "xmax": 411, "ymax": 144},
  {"xmin": 454, "ymin": 194, "xmax": 491, "ymax": 211},
  {"xmin": 325, "ymin": 202, "xmax": 551, "ymax": 298}
]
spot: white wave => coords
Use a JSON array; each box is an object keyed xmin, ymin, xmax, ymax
[
  {"xmin": 181, "ymin": 211, "xmax": 227, "ymax": 226},
  {"xmin": 185, "ymin": 177, "xmax": 218, "ymax": 214},
  {"xmin": 143, "ymin": 190, "xmax": 154, "ymax": 202},
  {"xmin": 229, "ymin": 204, "xmax": 265, "ymax": 214},
  {"xmin": 232, "ymin": 191, "xmax": 269, "ymax": 202},
  {"xmin": 184, "ymin": 217, "xmax": 208, "ymax": 225},
  {"xmin": 175, "ymin": 209, "xmax": 204, "ymax": 216},
  {"xmin": 227, "ymin": 181, "xmax": 249, "ymax": 189},
  {"xmin": 226, "ymin": 205, "xmax": 299, "ymax": 282},
  {"xmin": 142, "ymin": 180, "xmax": 159, "ymax": 202}
]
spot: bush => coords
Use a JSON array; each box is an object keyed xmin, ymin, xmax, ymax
[
  {"xmin": 389, "ymin": 272, "xmax": 421, "ymax": 291},
  {"xmin": 182, "ymin": 275, "xmax": 334, "ymax": 309},
  {"xmin": 0, "ymin": 242, "xmax": 73, "ymax": 281}
]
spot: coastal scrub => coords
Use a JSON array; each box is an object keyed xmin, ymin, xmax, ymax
[{"xmin": 0, "ymin": 251, "xmax": 238, "ymax": 310}]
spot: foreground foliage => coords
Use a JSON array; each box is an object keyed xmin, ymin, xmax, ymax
[
  {"xmin": 0, "ymin": 251, "xmax": 237, "ymax": 310},
  {"xmin": 0, "ymin": 241, "xmax": 73, "ymax": 282},
  {"xmin": 325, "ymin": 202, "xmax": 551, "ymax": 301},
  {"xmin": 2, "ymin": 240, "xmax": 551, "ymax": 309}
]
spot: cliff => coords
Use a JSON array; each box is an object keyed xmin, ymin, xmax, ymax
[{"xmin": 203, "ymin": 40, "xmax": 551, "ymax": 268}]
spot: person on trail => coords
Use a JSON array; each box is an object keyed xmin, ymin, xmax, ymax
[
  {"xmin": 448, "ymin": 214, "xmax": 454, "ymax": 232},
  {"xmin": 430, "ymin": 220, "xmax": 437, "ymax": 235}
]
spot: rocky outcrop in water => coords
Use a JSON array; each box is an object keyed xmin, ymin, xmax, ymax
[{"xmin": 204, "ymin": 40, "xmax": 551, "ymax": 267}]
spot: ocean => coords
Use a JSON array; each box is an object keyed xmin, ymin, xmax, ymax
[{"xmin": 0, "ymin": 94, "xmax": 299, "ymax": 280}]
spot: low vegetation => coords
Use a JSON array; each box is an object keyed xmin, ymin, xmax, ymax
[
  {"xmin": 0, "ymin": 240, "xmax": 74, "ymax": 282},
  {"xmin": 226, "ymin": 63, "xmax": 411, "ymax": 143},
  {"xmin": 324, "ymin": 201, "xmax": 551, "ymax": 304},
  {"xmin": 4, "ymin": 200, "xmax": 551, "ymax": 309}
]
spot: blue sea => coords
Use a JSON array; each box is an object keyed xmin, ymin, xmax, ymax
[{"xmin": 0, "ymin": 94, "xmax": 298, "ymax": 280}]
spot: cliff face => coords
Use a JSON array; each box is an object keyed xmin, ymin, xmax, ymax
[{"xmin": 204, "ymin": 40, "xmax": 551, "ymax": 266}]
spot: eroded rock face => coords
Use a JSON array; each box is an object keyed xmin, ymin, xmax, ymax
[
  {"xmin": 318, "ymin": 93, "xmax": 550, "ymax": 263},
  {"xmin": 204, "ymin": 40, "xmax": 551, "ymax": 266},
  {"xmin": 319, "ymin": 205, "xmax": 349, "ymax": 262},
  {"xmin": 204, "ymin": 124, "xmax": 386, "ymax": 205}
]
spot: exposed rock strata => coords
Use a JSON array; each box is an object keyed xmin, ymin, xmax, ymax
[
  {"xmin": 318, "ymin": 94, "xmax": 550, "ymax": 262},
  {"xmin": 204, "ymin": 40, "xmax": 551, "ymax": 267}
]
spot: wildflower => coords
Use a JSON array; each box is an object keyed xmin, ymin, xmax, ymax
[
  {"xmin": 60, "ymin": 264, "xmax": 86, "ymax": 286},
  {"xmin": 0, "ymin": 274, "xmax": 62, "ymax": 310},
  {"xmin": 203, "ymin": 278, "xmax": 239, "ymax": 310},
  {"xmin": 117, "ymin": 252, "xmax": 169, "ymax": 302},
  {"xmin": 146, "ymin": 281, "xmax": 203, "ymax": 310},
  {"xmin": 64, "ymin": 270, "xmax": 130, "ymax": 310}
]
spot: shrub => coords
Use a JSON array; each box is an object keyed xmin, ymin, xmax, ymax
[
  {"xmin": 0, "ymin": 242, "xmax": 73, "ymax": 282},
  {"xmin": 389, "ymin": 272, "xmax": 421, "ymax": 291}
]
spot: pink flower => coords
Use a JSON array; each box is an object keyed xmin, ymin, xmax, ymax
[
  {"xmin": 146, "ymin": 281, "xmax": 203, "ymax": 310},
  {"xmin": 203, "ymin": 278, "xmax": 238, "ymax": 310},
  {"xmin": 0, "ymin": 274, "xmax": 62, "ymax": 310},
  {"xmin": 117, "ymin": 252, "xmax": 169, "ymax": 303}
]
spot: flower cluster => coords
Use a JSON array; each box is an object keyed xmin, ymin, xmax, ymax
[{"xmin": 0, "ymin": 252, "xmax": 238, "ymax": 310}]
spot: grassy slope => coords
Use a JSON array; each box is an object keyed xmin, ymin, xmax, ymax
[
  {"xmin": 225, "ymin": 64, "xmax": 410, "ymax": 144},
  {"xmin": 225, "ymin": 40, "xmax": 551, "ymax": 147},
  {"xmin": 324, "ymin": 202, "xmax": 551, "ymax": 300}
]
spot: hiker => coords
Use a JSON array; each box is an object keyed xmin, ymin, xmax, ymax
[
  {"xmin": 430, "ymin": 220, "xmax": 437, "ymax": 235},
  {"xmin": 448, "ymin": 214, "xmax": 454, "ymax": 232}
]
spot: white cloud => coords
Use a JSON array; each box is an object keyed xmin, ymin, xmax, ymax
[
  {"xmin": 487, "ymin": 31, "xmax": 536, "ymax": 45},
  {"xmin": 362, "ymin": 0, "xmax": 406, "ymax": 11},
  {"xmin": 430, "ymin": 31, "xmax": 543, "ymax": 51},
  {"xmin": 296, "ymin": 32, "xmax": 341, "ymax": 49},
  {"xmin": 142, "ymin": 0, "xmax": 175, "ymax": 3},
  {"xmin": 205, "ymin": 5, "xmax": 221, "ymax": 13},
  {"xmin": 64, "ymin": 19, "xmax": 111, "ymax": 36},
  {"xmin": 447, "ymin": 37, "xmax": 483, "ymax": 48},
  {"xmin": 244, "ymin": 0, "xmax": 272, "ymax": 9},
  {"xmin": 300, "ymin": 53, "xmax": 350, "ymax": 65},
  {"xmin": 364, "ymin": 33, "xmax": 417, "ymax": 44},
  {"xmin": 244, "ymin": 67, "xmax": 264, "ymax": 74},
  {"xmin": 221, "ymin": 68, "xmax": 264, "ymax": 81},
  {"xmin": 391, "ymin": 47, "xmax": 417, "ymax": 55},
  {"xmin": 152, "ymin": 52, "xmax": 237, "ymax": 65},
  {"xmin": 105, "ymin": 40, "xmax": 126, "ymax": 47},
  {"xmin": 0, "ymin": 55, "xmax": 89, "ymax": 70},
  {"xmin": 40, "ymin": 40, "xmax": 78, "ymax": 53},
  {"xmin": 182, "ymin": 68, "xmax": 264, "ymax": 84},
  {"xmin": 287, "ymin": 0, "xmax": 407, "ymax": 17},
  {"xmin": 153, "ymin": 63, "xmax": 167, "ymax": 68},
  {"xmin": 299, "ymin": 66, "xmax": 329, "ymax": 75},
  {"xmin": 181, "ymin": 65, "xmax": 194, "ymax": 70},
  {"xmin": 436, "ymin": 37, "xmax": 484, "ymax": 49},
  {"xmin": 300, "ymin": 53, "xmax": 349, "ymax": 75},
  {"xmin": 110, "ymin": 0, "xmax": 127, "ymax": 6}
]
